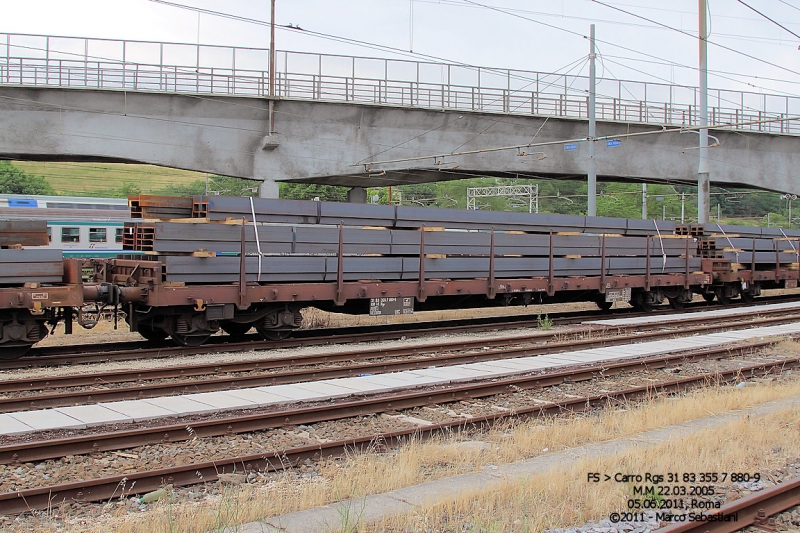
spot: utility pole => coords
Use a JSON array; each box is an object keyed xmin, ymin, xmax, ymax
[
  {"xmin": 587, "ymin": 24, "xmax": 597, "ymax": 217},
  {"xmin": 642, "ymin": 183, "xmax": 647, "ymax": 220},
  {"xmin": 681, "ymin": 192, "xmax": 685, "ymax": 223},
  {"xmin": 268, "ymin": 0, "xmax": 276, "ymax": 134},
  {"xmin": 697, "ymin": 0, "xmax": 710, "ymax": 223}
]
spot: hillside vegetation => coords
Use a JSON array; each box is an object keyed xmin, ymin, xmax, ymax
[{"xmin": 3, "ymin": 161, "xmax": 795, "ymax": 227}]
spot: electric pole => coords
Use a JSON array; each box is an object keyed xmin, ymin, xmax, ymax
[
  {"xmin": 587, "ymin": 24, "xmax": 597, "ymax": 217},
  {"xmin": 269, "ymin": 0, "xmax": 276, "ymax": 134},
  {"xmin": 698, "ymin": 0, "xmax": 710, "ymax": 223}
]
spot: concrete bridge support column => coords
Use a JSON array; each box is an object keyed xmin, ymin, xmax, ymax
[
  {"xmin": 347, "ymin": 186, "xmax": 367, "ymax": 203},
  {"xmin": 258, "ymin": 179, "xmax": 279, "ymax": 199}
]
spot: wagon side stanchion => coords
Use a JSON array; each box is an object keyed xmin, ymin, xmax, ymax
[
  {"xmin": 645, "ymin": 234, "xmax": 651, "ymax": 292},
  {"xmin": 335, "ymin": 222, "xmax": 345, "ymax": 306},
  {"xmin": 488, "ymin": 228, "xmax": 496, "ymax": 300},
  {"xmin": 418, "ymin": 224, "xmax": 426, "ymax": 302},
  {"xmin": 547, "ymin": 231, "xmax": 555, "ymax": 297},
  {"xmin": 600, "ymin": 234, "xmax": 607, "ymax": 294},
  {"xmin": 238, "ymin": 218, "xmax": 247, "ymax": 308},
  {"xmin": 684, "ymin": 236, "xmax": 690, "ymax": 290}
]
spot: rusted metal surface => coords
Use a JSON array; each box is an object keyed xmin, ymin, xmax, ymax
[
  {"xmin": 0, "ymin": 220, "xmax": 48, "ymax": 247},
  {"xmin": 2, "ymin": 315, "xmax": 798, "ymax": 412},
  {"xmin": 0, "ymin": 354, "xmax": 797, "ymax": 515},
  {"xmin": 658, "ymin": 476, "xmax": 800, "ymax": 533},
  {"xmin": 0, "ymin": 344, "xmax": 794, "ymax": 465},
  {"xmin": 0, "ymin": 284, "xmax": 83, "ymax": 309},
  {"xmin": 122, "ymin": 272, "xmax": 713, "ymax": 308}
]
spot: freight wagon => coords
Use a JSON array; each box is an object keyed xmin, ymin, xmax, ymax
[{"xmin": 1, "ymin": 195, "xmax": 798, "ymax": 358}]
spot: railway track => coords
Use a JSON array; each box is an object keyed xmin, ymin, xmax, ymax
[
  {"xmin": 0, "ymin": 338, "xmax": 794, "ymax": 515},
  {"xmin": 658, "ymin": 476, "xmax": 800, "ymax": 533},
  {"xmin": 11, "ymin": 295, "xmax": 800, "ymax": 370},
  {"xmin": 2, "ymin": 308, "xmax": 799, "ymax": 413}
]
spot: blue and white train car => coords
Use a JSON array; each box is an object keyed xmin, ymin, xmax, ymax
[{"xmin": 0, "ymin": 194, "xmax": 132, "ymax": 257}]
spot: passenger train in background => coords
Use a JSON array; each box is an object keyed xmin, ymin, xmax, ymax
[{"xmin": 0, "ymin": 194, "xmax": 130, "ymax": 257}]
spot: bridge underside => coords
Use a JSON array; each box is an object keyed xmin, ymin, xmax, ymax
[{"xmin": 0, "ymin": 86, "xmax": 796, "ymax": 193}]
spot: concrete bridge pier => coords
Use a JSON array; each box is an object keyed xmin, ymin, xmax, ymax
[
  {"xmin": 258, "ymin": 179, "xmax": 279, "ymax": 199},
  {"xmin": 347, "ymin": 187, "xmax": 367, "ymax": 203}
]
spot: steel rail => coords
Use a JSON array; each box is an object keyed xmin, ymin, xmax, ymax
[
  {"xmin": 0, "ymin": 352, "xmax": 796, "ymax": 515},
  {"xmin": 658, "ymin": 476, "xmax": 800, "ymax": 533},
  {"xmin": 2, "ymin": 312, "xmax": 799, "ymax": 413},
  {"xmin": 9, "ymin": 294, "xmax": 800, "ymax": 370},
  {"xmin": 5, "ymin": 305, "xmax": 630, "ymax": 369},
  {"xmin": 0, "ymin": 340, "xmax": 793, "ymax": 467}
]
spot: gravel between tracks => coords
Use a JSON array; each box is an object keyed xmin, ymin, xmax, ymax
[{"xmin": 0, "ymin": 349, "xmax": 791, "ymax": 494}]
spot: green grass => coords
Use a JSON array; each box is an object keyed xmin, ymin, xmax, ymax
[{"xmin": 14, "ymin": 161, "xmax": 205, "ymax": 197}]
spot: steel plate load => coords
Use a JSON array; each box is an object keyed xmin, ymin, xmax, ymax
[
  {"xmin": 0, "ymin": 249, "xmax": 63, "ymax": 284},
  {"xmin": 0, "ymin": 220, "xmax": 49, "ymax": 247},
  {"xmin": 185, "ymin": 196, "xmax": 676, "ymax": 235}
]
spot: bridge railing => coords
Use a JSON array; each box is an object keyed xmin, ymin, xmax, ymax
[{"xmin": 1, "ymin": 32, "xmax": 798, "ymax": 135}]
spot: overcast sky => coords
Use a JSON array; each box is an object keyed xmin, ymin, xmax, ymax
[{"xmin": 4, "ymin": 0, "xmax": 800, "ymax": 106}]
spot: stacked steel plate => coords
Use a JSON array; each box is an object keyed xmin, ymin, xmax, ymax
[
  {"xmin": 191, "ymin": 195, "xmax": 677, "ymax": 235},
  {"xmin": 679, "ymin": 223, "xmax": 800, "ymax": 268},
  {"xmin": 124, "ymin": 195, "xmax": 701, "ymax": 284},
  {"xmin": 0, "ymin": 221, "xmax": 63, "ymax": 285}
]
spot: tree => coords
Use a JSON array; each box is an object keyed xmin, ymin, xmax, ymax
[
  {"xmin": 154, "ymin": 176, "xmax": 260, "ymax": 197},
  {"xmin": 0, "ymin": 162, "xmax": 55, "ymax": 195},
  {"xmin": 279, "ymin": 183, "xmax": 348, "ymax": 202}
]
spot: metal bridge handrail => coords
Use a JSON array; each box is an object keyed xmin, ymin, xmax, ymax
[{"xmin": 1, "ymin": 31, "xmax": 797, "ymax": 135}]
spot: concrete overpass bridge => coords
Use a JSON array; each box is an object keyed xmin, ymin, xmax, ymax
[{"xmin": 1, "ymin": 32, "xmax": 798, "ymax": 199}]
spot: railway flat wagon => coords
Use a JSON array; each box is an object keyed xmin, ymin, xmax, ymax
[
  {"xmin": 0, "ymin": 221, "xmax": 85, "ymax": 358},
  {"xmin": 88, "ymin": 195, "xmax": 719, "ymax": 346}
]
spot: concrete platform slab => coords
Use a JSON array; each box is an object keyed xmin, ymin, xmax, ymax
[
  {"xmin": 325, "ymin": 377, "xmax": 390, "ymax": 394},
  {"xmin": 222, "ymin": 388, "xmax": 297, "ymax": 406},
  {"xmin": 260, "ymin": 384, "xmax": 328, "ymax": 402},
  {"xmin": 292, "ymin": 381, "xmax": 363, "ymax": 399},
  {"xmin": 401, "ymin": 369, "xmax": 459, "ymax": 383},
  {"xmin": 182, "ymin": 392, "xmax": 258, "ymax": 410},
  {"xmin": 143, "ymin": 396, "xmax": 218, "ymax": 416},
  {"xmin": 458, "ymin": 362, "xmax": 519, "ymax": 376},
  {"xmin": 508, "ymin": 358, "xmax": 566, "ymax": 370},
  {"xmin": 356, "ymin": 373, "xmax": 435, "ymax": 390},
  {"xmin": 584, "ymin": 301, "xmax": 800, "ymax": 327},
  {"xmin": 477, "ymin": 359, "xmax": 543, "ymax": 371},
  {"xmin": 100, "ymin": 399, "xmax": 178, "ymax": 421},
  {"xmin": 0, "ymin": 413, "xmax": 33, "ymax": 435},
  {"xmin": 55, "ymin": 405, "xmax": 134, "ymax": 426},
  {"xmin": 9, "ymin": 409, "xmax": 86, "ymax": 431}
]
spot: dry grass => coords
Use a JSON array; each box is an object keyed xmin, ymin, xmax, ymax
[
  {"xmin": 374, "ymin": 406, "xmax": 800, "ymax": 533},
  {"xmin": 300, "ymin": 302, "xmax": 598, "ymax": 330},
  {"xmin": 18, "ymin": 346, "xmax": 800, "ymax": 533}
]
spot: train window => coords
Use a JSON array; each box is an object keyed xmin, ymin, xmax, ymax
[
  {"xmin": 47, "ymin": 227, "xmax": 52, "ymax": 243},
  {"xmin": 115, "ymin": 228, "xmax": 124, "ymax": 244},
  {"xmin": 89, "ymin": 228, "xmax": 107, "ymax": 243},
  {"xmin": 61, "ymin": 227, "xmax": 80, "ymax": 243}
]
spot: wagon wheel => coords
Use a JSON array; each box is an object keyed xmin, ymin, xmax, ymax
[
  {"xmin": 138, "ymin": 325, "xmax": 168, "ymax": 342},
  {"xmin": 667, "ymin": 297, "xmax": 684, "ymax": 310},
  {"xmin": 0, "ymin": 343, "xmax": 33, "ymax": 360},
  {"xmin": 256, "ymin": 326, "xmax": 292, "ymax": 341},
  {"xmin": 740, "ymin": 290, "xmax": 755, "ymax": 304},
  {"xmin": 715, "ymin": 289, "xmax": 732, "ymax": 306}
]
